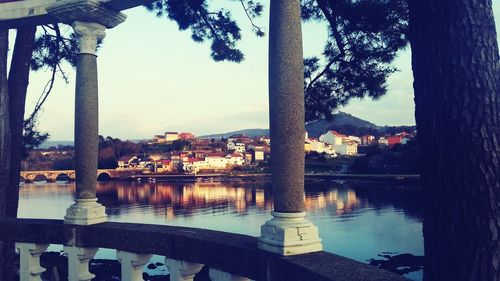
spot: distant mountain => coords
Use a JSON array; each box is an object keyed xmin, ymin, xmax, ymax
[
  {"xmin": 305, "ymin": 112, "xmax": 378, "ymax": 138},
  {"xmin": 200, "ymin": 129, "xmax": 270, "ymax": 139},
  {"xmin": 38, "ymin": 141, "xmax": 74, "ymax": 149},
  {"xmin": 199, "ymin": 112, "xmax": 414, "ymax": 140},
  {"xmin": 306, "ymin": 112, "xmax": 415, "ymax": 138},
  {"xmin": 38, "ymin": 113, "xmax": 413, "ymax": 148}
]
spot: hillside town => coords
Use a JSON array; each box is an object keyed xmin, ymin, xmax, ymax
[{"xmin": 24, "ymin": 129, "xmax": 416, "ymax": 175}]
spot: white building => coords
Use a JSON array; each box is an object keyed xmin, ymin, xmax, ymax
[
  {"xmin": 378, "ymin": 137, "xmax": 389, "ymax": 146},
  {"xmin": 183, "ymin": 158, "xmax": 208, "ymax": 173},
  {"xmin": 165, "ymin": 132, "xmax": 179, "ymax": 142},
  {"xmin": 226, "ymin": 153, "xmax": 245, "ymax": 166},
  {"xmin": 235, "ymin": 143, "xmax": 246, "ymax": 153},
  {"xmin": 227, "ymin": 141, "xmax": 236, "ymax": 151},
  {"xmin": 205, "ymin": 154, "xmax": 230, "ymax": 169},
  {"xmin": 335, "ymin": 142, "xmax": 358, "ymax": 156},
  {"xmin": 227, "ymin": 142, "xmax": 245, "ymax": 153},
  {"xmin": 117, "ymin": 156, "xmax": 138, "ymax": 169},
  {"xmin": 319, "ymin": 131, "xmax": 357, "ymax": 156},
  {"xmin": 346, "ymin": 136, "xmax": 361, "ymax": 144},
  {"xmin": 319, "ymin": 130, "xmax": 345, "ymax": 146}
]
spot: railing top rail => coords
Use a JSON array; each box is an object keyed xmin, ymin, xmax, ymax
[{"xmin": 0, "ymin": 218, "xmax": 405, "ymax": 281}]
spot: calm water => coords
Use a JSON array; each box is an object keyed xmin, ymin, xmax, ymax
[{"xmin": 18, "ymin": 180, "xmax": 423, "ymax": 280}]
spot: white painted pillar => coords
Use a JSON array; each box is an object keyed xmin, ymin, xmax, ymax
[
  {"xmin": 164, "ymin": 258, "xmax": 204, "ymax": 281},
  {"xmin": 116, "ymin": 251, "xmax": 153, "ymax": 281},
  {"xmin": 64, "ymin": 246, "xmax": 98, "ymax": 281},
  {"xmin": 209, "ymin": 268, "xmax": 250, "ymax": 281},
  {"xmin": 16, "ymin": 243, "xmax": 49, "ymax": 281}
]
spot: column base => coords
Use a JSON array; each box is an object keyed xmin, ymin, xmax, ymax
[
  {"xmin": 258, "ymin": 211, "xmax": 322, "ymax": 256},
  {"xmin": 64, "ymin": 198, "xmax": 107, "ymax": 225}
]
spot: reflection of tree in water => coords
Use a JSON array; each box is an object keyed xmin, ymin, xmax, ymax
[{"xmin": 349, "ymin": 182, "xmax": 423, "ymax": 222}]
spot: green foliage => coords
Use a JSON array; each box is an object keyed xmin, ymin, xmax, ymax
[
  {"xmin": 31, "ymin": 25, "xmax": 79, "ymax": 71},
  {"xmin": 351, "ymin": 140, "xmax": 420, "ymax": 174},
  {"xmin": 145, "ymin": 0, "xmax": 264, "ymax": 62},
  {"xmin": 172, "ymin": 139, "xmax": 190, "ymax": 151},
  {"xmin": 22, "ymin": 119, "xmax": 49, "ymax": 159},
  {"xmin": 98, "ymin": 136, "xmax": 141, "ymax": 169},
  {"xmin": 302, "ymin": 0, "xmax": 409, "ymax": 121},
  {"xmin": 52, "ymin": 158, "xmax": 74, "ymax": 170}
]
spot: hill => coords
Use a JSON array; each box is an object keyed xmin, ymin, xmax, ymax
[
  {"xmin": 38, "ymin": 141, "xmax": 74, "ymax": 149},
  {"xmin": 305, "ymin": 112, "xmax": 378, "ymax": 138},
  {"xmin": 199, "ymin": 128, "xmax": 270, "ymax": 139},
  {"xmin": 200, "ymin": 112, "xmax": 414, "ymax": 139}
]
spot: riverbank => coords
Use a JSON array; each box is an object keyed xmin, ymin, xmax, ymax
[{"xmin": 129, "ymin": 173, "xmax": 420, "ymax": 185}]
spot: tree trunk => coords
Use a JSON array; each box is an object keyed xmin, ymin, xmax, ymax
[
  {"xmin": 7, "ymin": 26, "xmax": 36, "ymax": 217},
  {"xmin": 0, "ymin": 26, "xmax": 36, "ymax": 281},
  {"xmin": 0, "ymin": 28, "xmax": 14, "ymax": 281},
  {"xmin": 409, "ymin": 0, "xmax": 500, "ymax": 280}
]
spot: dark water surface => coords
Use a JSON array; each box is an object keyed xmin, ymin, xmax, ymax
[{"xmin": 18, "ymin": 180, "xmax": 423, "ymax": 280}]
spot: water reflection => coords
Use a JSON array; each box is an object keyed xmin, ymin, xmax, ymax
[{"xmin": 18, "ymin": 180, "xmax": 424, "ymax": 280}]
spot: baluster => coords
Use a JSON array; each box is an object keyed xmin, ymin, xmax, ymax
[
  {"xmin": 116, "ymin": 251, "xmax": 153, "ymax": 281},
  {"xmin": 164, "ymin": 258, "xmax": 204, "ymax": 281},
  {"xmin": 63, "ymin": 246, "xmax": 98, "ymax": 281},
  {"xmin": 209, "ymin": 268, "xmax": 250, "ymax": 281},
  {"xmin": 16, "ymin": 243, "xmax": 49, "ymax": 281}
]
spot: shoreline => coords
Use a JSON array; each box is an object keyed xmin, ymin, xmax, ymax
[{"xmin": 127, "ymin": 173, "xmax": 420, "ymax": 185}]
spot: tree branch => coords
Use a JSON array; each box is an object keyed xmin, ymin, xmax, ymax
[{"xmin": 239, "ymin": 0, "xmax": 264, "ymax": 35}]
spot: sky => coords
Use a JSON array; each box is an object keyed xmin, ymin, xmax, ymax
[{"xmin": 7, "ymin": 1, "xmax": 500, "ymax": 141}]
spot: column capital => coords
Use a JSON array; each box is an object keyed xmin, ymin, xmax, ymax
[
  {"xmin": 72, "ymin": 21, "xmax": 106, "ymax": 55},
  {"xmin": 47, "ymin": 0, "xmax": 127, "ymax": 28}
]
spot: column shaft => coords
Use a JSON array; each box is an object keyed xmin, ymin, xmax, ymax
[
  {"xmin": 74, "ymin": 54, "xmax": 99, "ymax": 199},
  {"xmin": 268, "ymin": 0, "xmax": 305, "ymax": 213}
]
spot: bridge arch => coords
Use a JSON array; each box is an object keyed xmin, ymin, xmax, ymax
[
  {"xmin": 33, "ymin": 174, "xmax": 48, "ymax": 183},
  {"xmin": 55, "ymin": 173, "xmax": 70, "ymax": 182},
  {"xmin": 97, "ymin": 172, "xmax": 111, "ymax": 182}
]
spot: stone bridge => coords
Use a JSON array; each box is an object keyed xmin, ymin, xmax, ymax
[{"xmin": 20, "ymin": 169, "xmax": 140, "ymax": 183}]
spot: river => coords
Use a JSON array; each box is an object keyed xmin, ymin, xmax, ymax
[{"xmin": 18, "ymin": 179, "xmax": 423, "ymax": 280}]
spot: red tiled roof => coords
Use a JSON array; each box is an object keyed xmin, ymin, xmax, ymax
[
  {"xmin": 179, "ymin": 132, "xmax": 195, "ymax": 139},
  {"xmin": 228, "ymin": 153, "xmax": 243, "ymax": 158},
  {"xmin": 329, "ymin": 130, "xmax": 347, "ymax": 138},
  {"xmin": 185, "ymin": 158, "xmax": 205, "ymax": 163},
  {"xmin": 118, "ymin": 155, "xmax": 135, "ymax": 162},
  {"xmin": 206, "ymin": 153, "xmax": 225, "ymax": 158}
]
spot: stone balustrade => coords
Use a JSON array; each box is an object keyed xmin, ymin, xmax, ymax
[{"xmin": 1, "ymin": 218, "xmax": 405, "ymax": 281}]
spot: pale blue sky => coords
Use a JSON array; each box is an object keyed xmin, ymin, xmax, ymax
[{"xmin": 10, "ymin": 1, "xmax": 500, "ymax": 140}]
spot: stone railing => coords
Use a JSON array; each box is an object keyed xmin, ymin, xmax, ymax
[{"xmin": 0, "ymin": 218, "xmax": 405, "ymax": 281}]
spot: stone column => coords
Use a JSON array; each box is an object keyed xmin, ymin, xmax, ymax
[
  {"xmin": 165, "ymin": 258, "xmax": 204, "ymax": 281},
  {"xmin": 46, "ymin": 0, "xmax": 126, "ymax": 225},
  {"xmin": 64, "ymin": 21, "xmax": 107, "ymax": 225},
  {"xmin": 258, "ymin": 0, "xmax": 322, "ymax": 256},
  {"xmin": 64, "ymin": 246, "xmax": 98, "ymax": 281},
  {"xmin": 117, "ymin": 251, "xmax": 153, "ymax": 281},
  {"xmin": 16, "ymin": 243, "xmax": 49, "ymax": 281}
]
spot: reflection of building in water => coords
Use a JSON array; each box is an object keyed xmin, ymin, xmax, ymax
[
  {"xmin": 95, "ymin": 182, "xmax": 275, "ymax": 218},
  {"xmin": 20, "ymin": 182, "xmax": 365, "ymax": 219},
  {"xmin": 303, "ymin": 188, "xmax": 362, "ymax": 216}
]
